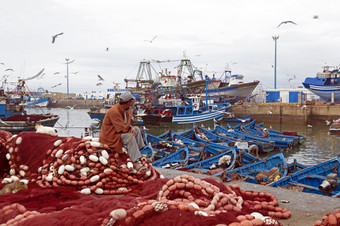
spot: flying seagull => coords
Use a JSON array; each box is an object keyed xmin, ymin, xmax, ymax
[
  {"xmin": 4, "ymin": 68, "xmax": 14, "ymax": 72},
  {"xmin": 51, "ymin": 83, "xmax": 62, "ymax": 88},
  {"xmin": 53, "ymin": 72, "xmax": 60, "ymax": 75},
  {"xmin": 106, "ymin": 47, "xmax": 109, "ymax": 51},
  {"xmin": 144, "ymin": 35, "xmax": 157, "ymax": 43},
  {"xmin": 96, "ymin": 82, "xmax": 103, "ymax": 86},
  {"xmin": 52, "ymin": 32, "xmax": 64, "ymax": 43},
  {"xmin": 313, "ymin": 15, "xmax": 319, "ymax": 19},
  {"xmin": 66, "ymin": 104, "xmax": 77, "ymax": 110},
  {"xmin": 22, "ymin": 68, "xmax": 45, "ymax": 81},
  {"xmin": 277, "ymin": 21, "xmax": 297, "ymax": 28},
  {"xmin": 97, "ymin": 74, "xmax": 104, "ymax": 81}
]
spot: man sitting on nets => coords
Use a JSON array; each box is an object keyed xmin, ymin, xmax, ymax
[{"xmin": 99, "ymin": 92, "xmax": 147, "ymax": 172}]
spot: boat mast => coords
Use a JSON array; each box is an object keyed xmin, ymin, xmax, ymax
[{"xmin": 136, "ymin": 59, "xmax": 153, "ymax": 81}]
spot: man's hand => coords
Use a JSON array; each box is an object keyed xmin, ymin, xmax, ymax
[{"xmin": 129, "ymin": 126, "xmax": 137, "ymax": 136}]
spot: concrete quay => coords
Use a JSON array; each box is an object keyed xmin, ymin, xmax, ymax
[
  {"xmin": 47, "ymin": 99, "xmax": 104, "ymax": 109},
  {"xmin": 229, "ymin": 102, "xmax": 340, "ymax": 125},
  {"xmin": 156, "ymin": 167, "xmax": 340, "ymax": 226}
]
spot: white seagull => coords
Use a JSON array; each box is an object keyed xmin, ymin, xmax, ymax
[{"xmin": 66, "ymin": 104, "xmax": 77, "ymax": 110}]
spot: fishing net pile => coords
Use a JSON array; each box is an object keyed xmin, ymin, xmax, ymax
[
  {"xmin": 314, "ymin": 209, "xmax": 340, "ymax": 226},
  {"xmin": 0, "ymin": 131, "xmax": 292, "ymax": 225}
]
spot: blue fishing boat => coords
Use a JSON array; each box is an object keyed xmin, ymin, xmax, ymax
[
  {"xmin": 270, "ymin": 156, "xmax": 340, "ymax": 198},
  {"xmin": 217, "ymin": 153, "xmax": 288, "ymax": 184},
  {"xmin": 179, "ymin": 149, "xmax": 237, "ymax": 173},
  {"xmin": 210, "ymin": 125, "xmax": 276, "ymax": 153},
  {"xmin": 302, "ymin": 65, "xmax": 340, "ymax": 103},
  {"xmin": 141, "ymin": 95, "xmax": 231, "ymax": 125},
  {"xmin": 140, "ymin": 144, "xmax": 155, "ymax": 161},
  {"xmin": 24, "ymin": 88, "xmax": 51, "ymax": 107},
  {"xmin": 152, "ymin": 147, "xmax": 190, "ymax": 168},
  {"xmin": 255, "ymin": 122, "xmax": 306, "ymax": 144},
  {"xmin": 243, "ymin": 120, "xmax": 300, "ymax": 146},
  {"xmin": 232, "ymin": 123, "xmax": 295, "ymax": 148}
]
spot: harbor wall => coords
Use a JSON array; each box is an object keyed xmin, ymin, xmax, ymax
[
  {"xmin": 229, "ymin": 102, "xmax": 340, "ymax": 125},
  {"xmin": 47, "ymin": 99, "xmax": 104, "ymax": 109}
]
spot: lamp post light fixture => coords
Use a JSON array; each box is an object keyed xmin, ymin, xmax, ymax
[
  {"xmin": 272, "ymin": 36, "xmax": 279, "ymax": 89},
  {"xmin": 65, "ymin": 58, "xmax": 75, "ymax": 99}
]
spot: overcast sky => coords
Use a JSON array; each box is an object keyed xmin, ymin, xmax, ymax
[{"xmin": 1, "ymin": 0, "xmax": 340, "ymax": 94}]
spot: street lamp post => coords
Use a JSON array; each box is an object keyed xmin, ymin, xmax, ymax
[
  {"xmin": 65, "ymin": 59, "xmax": 74, "ymax": 99},
  {"xmin": 272, "ymin": 36, "xmax": 279, "ymax": 89}
]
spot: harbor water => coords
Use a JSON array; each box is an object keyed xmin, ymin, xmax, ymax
[{"xmin": 26, "ymin": 107, "xmax": 340, "ymax": 167}]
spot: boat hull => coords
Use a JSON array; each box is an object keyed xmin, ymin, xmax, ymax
[
  {"xmin": 303, "ymin": 83, "xmax": 340, "ymax": 103},
  {"xmin": 0, "ymin": 115, "xmax": 60, "ymax": 132},
  {"xmin": 25, "ymin": 97, "xmax": 51, "ymax": 107}
]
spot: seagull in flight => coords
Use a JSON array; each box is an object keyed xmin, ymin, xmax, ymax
[
  {"xmin": 277, "ymin": 21, "xmax": 297, "ymax": 28},
  {"xmin": 4, "ymin": 68, "xmax": 13, "ymax": 72},
  {"xmin": 144, "ymin": 35, "xmax": 157, "ymax": 43},
  {"xmin": 51, "ymin": 83, "xmax": 62, "ymax": 88},
  {"xmin": 52, "ymin": 32, "xmax": 64, "ymax": 43},
  {"xmin": 66, "ymin": 104, "xmax": 77, "ymax": 110},
  {"xmin": 97, "ymin": 74, "xmax": 104, "ymax": 81},
  {"xmin": 313, "ymin": 15, "xmax": 319, "ymax": 19},
  {"xmin": 105, "ymin": 47, "xmax": 109, "ymax": 51},
  {"xmin": 96, "ymin": 82, "xmax": 103, "ymax": 86},
  {"xmin": 53, "ymin": 72, "xmax": 60, "ymax": 75}
]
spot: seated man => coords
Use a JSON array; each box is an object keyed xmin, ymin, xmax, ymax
[{"xmin": 99, "ymin": 92, "xmax": 146, "ymax": 171}]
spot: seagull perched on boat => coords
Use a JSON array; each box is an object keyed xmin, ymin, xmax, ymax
[
  {"xmin": 307, "ymin": 124, "xmax": 312, "ymax": 128},
  {"xmin": 97, "ymin": 74, "xmax": 104, "ymax": 81},
  {"xmin": 52, "ymin": 32, "xmax": 64, "ymax": 43},
  {"xmin": 267, "ymin": 111, "xmax": 273, "ymax": 115},
  {"xmin": 277, "ymin": 21, "xmax": 297, "ymax": 28}
]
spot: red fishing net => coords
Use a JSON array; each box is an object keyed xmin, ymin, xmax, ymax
[{"xmin": 0, "ymin": 131, "xmax": 291, "ymax": 225}]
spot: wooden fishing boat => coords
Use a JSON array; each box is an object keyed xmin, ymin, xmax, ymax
[
  {"xmin": 270, "ymin": 156, "xmax": 340, "ymax": 198},
  {"xmin": 0, "ymin": 114, "xmax": 60, "ymax": 133},
  {"xmin": 232, "ymin": 123, "xmax": 294, "ymax": 148},
  {"xmin": 329, "ymin": 122, "xmax": 340, "ymax": 135},
  {"xmin": 208, "ymin": 125, "xmax": 275, "ymax": 153},
  {"xmin": 218, "ymin": 153, "xmax": 288, "ymax": 184},
  {"xmin": 152, "ymin": 147, "xmax": 190, "ymax": 168},
  {"xmin": 242, "ymin": 120, "xmax": 300, "ymax": 147}
]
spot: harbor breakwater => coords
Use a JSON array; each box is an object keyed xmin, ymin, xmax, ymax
[
  {"xmin": 47, "ymin": 99, "xmax": 340, "ymax": 125},
  {"xmin": 230, "ymin": 102, "xmax": 340, "ymax": 125},
  {"xmin": 47, "ymin": 99, "xmax": 104, "ymax": 109}
]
